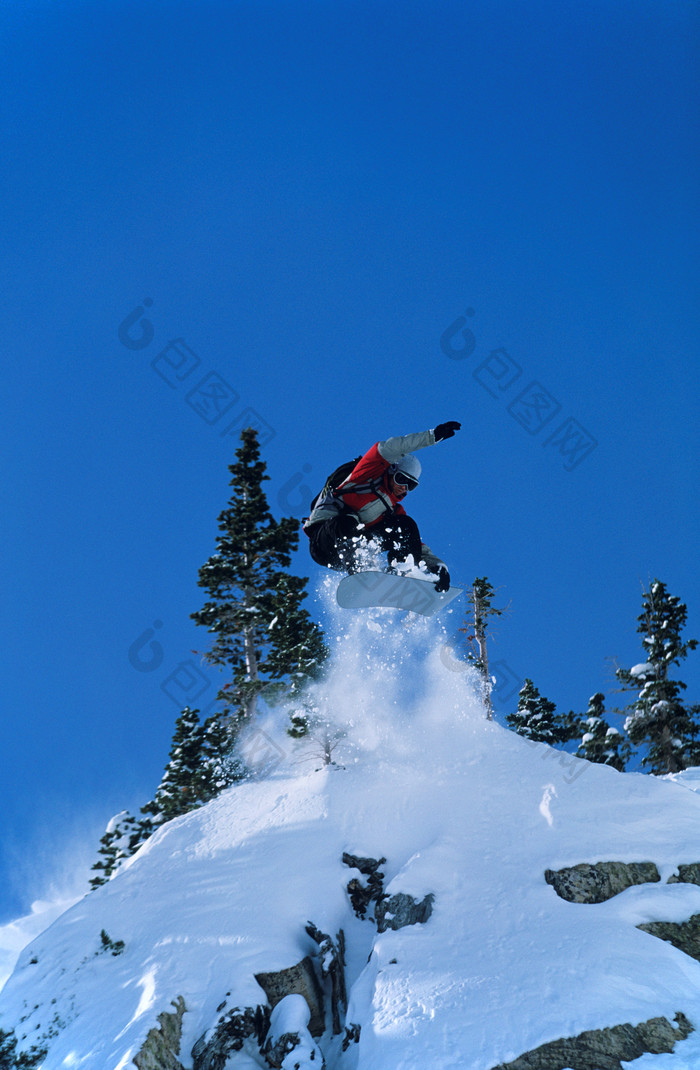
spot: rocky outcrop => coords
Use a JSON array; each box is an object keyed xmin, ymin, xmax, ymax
[
  {"xmin": 305, "ymin": 923, "xmax": 347, "ymax": 1035},
  {"xmin": 342, "ymin": 1022, "xmax": 361, "ymax": 1051},
  {"xmin": 146, "ymin": 855, "xmax": 700, "ymax": 1070},
  {"xmin": 375, "ymin": 891, "xmax": 434, "ymax": 932},
  {"xmin": 667, "ymin": 862, "xmax": 700, "ymax": 886},
  {"xmin": 546, "ymin": 858, "xmax": 700, "ymax": 901},
  {"xmin": 192, "ymin": 924, "xmax": 337, "ymax": 1068},
  {"xmin": 491, "ymin": 1012, "xmax": 693, "ymax": 1070},
  {"xmin": 191, "ymin": 1004, "xmax": 269, "ymax": 1070},
  {"xmin": 261, "ymin": 993, "xmax": 325, "ymax": 1068},
  {"xmin": 638, "ymin": 913, "xmax": 700, "ymax": 962},
  {"xmin": 342, "ymin": 853, "xmax": 386, "ymax": 920},
  {"xmin": 134, "ymin": 996, "xmax": 186, "ymax": 1070},
  {"xmin": 342, "ymin": 852, "xmax": 435, "ymax": 934},
  {"xmin": 255, "ymin": 956, "xmax": 325, "ymax": 1037},
  {"xmin": 544, "ymin": 861, "xmax": 660, "ymax": 903},
  {"xmin": 537, "ymin": 861, "xmax": 697, "ymax": 1067}
]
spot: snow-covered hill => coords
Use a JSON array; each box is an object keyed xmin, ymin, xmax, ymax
[{"xmin": 4, "ymin": 586, "xmax": 700, "ymax": 1068}]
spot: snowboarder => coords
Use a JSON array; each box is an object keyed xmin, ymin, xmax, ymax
[{"xmin": 303, "ymin": 422, "xmax": 461, "ymax": 591}]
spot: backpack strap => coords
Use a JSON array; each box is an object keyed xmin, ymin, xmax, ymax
[
  {"xmin": 334, "ymin": 476, "xmax": 396, "ymax": 518},
  {"xmin": 334, "ymin": 476, "xmax": 383, "ymax": 499},
  {"xmin": 372, "ymin": 484, "xmax": 396, "ymax": 515},
  {"xmin": 305, "ymin": 468, "xmax": 395, "ymax": 531}
]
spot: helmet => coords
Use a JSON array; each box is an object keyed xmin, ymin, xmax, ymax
[{"xmin": 389, "ymin": 453, "xmax": 421, "ymax": 487}]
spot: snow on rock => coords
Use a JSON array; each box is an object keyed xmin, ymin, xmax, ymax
[
  {"xmin": 263, "ymin": 994, "xmax": 324, "ymax": 1068},
  {"xmin": 3, "ymin": 589, "xmax": 700, "ymax": 1068}
]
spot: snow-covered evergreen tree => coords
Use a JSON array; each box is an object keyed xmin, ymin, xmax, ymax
[
  {"xmin": 200, "ymin": 711, "xmax": 243, "ymax": 791},
  {"xmin": 89, "ymin": 434, "xmax": 329, "ymax": 887},
  {"xmin": 575, "ymin": 692, "xmax": 631, "ymax": 772},
  {"xmin": 0, "ymin": 1026, "xmax": 20, "ymax": 1069},
  {"xmin": 286, "ymin": 696, "xmax": 323, "ymax": 740},
  {"xmin": 506, "ymin": 678, "xmax": 579, "ymax": 745},
  {"xmin": 0, "ymin": 1025, "xmax": 46, "ymax": 1069},
  {"xmin": 143, "ymin": 706, "xmax": 214, "ymax": 822},
  {"xmin": 89, "ymin": 810, "xmax": 154, "ymax": 890},
  {"xmin": 191, "ymin": 428, "xmax": 328, "ymax": 740},
  {"xmin": 615, "ymin": 579, "xmax": 699, "ymax": 775},
  {"xmin": 90, "ymin": 709, "xmax": 239, "ymax": 890}
]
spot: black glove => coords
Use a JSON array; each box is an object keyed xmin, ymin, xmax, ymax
[
  {"xmin": 434, "ymin": 566, "xmax": 450, "ymax": 593},
  {"xmin": 434, "ymin": 421, "xmax": 461, "ymax": 442}
]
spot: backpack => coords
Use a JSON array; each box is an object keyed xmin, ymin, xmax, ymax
[
  {"xmin": 305, "ymin": 456, "xmax": 396, "ymax": 533},
  {"xmin": 308, "ymin": 456, "xmax": 363, "ymax": 513}
]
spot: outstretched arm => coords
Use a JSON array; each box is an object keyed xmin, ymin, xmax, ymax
[{"xmin": 377, "ymin": 420, "xmax": 461, "ymax": 464}]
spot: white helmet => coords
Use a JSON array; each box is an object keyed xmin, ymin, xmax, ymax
[{"xmin": 390, "ymin": 453, "xmax": 421, "ymax": 487}]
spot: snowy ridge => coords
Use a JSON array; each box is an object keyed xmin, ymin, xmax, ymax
[{"xmin": 3, "ymin": 581, "xmax": 700, "ymax": 1067}]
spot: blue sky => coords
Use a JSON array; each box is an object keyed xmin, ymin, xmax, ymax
[{"xmin": 1, "ymin": 0, "xmax": 698, "ymax": 924}]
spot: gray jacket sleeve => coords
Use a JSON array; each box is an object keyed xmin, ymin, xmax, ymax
[{"xmin": 377, "ymin": 429, "xmax": 436, "ymax": 463}]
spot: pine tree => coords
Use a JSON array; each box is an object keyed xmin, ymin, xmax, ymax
[
  {"xmin": 90, "ymin": 709, "xmax": 236, "ymax": 891},
  {"xmin": 89, "ymin": 433, "xmax": 329, "ymax": 891},
  {"xmin": 191, "ymin": 428, "xmax": 328, "ymax": 739},
  {"xmin": 143, "ymin": 707, "xmax": 213, "ymax": 822},
  {"xmin": 0, "ymin": 1029, "xmax": 18, "ymax": 1070},
  {"xmin": 615, "ymin": 579, "xmax": 699, "ymax": 775},
  {"xmin": 506, "ymin": 678, "xmax": 579, "ymax": 745},
  {"xmin": 89, "ymin": 810, "xmax": 154, "ymax": 890},
  {"xmin": 201, "ymin": 711, "xmax": 242, "ymax": 792},
  {"xmin": 286, "ymin": 695, "xmax": 323, "ymax": 740},
  {"xmin": 575, "ymin": 693, "xmax": 631, "ymax": 772},
  {"xmin": 0, "ymin": 1025, "xmax": 46, "ymax": 1069}
]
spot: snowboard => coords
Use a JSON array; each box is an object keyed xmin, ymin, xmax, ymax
[{"xmin": 336, "ymin": 570, "xmax": 462, "ymax": 616}]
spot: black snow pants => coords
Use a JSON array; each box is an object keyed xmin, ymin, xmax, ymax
[{"xmin": 307, "ymin": 512, "xmax": 423, "ymax": 573}]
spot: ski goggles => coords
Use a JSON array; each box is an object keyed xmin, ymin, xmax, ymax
[{"xmin": 392, "ymin": 470, "xmax": 419, "ymax": 491}]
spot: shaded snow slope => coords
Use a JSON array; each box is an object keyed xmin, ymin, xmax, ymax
[
  {"xmin": 0, "ymin": 897, "xmax": 80, "ymax": 995},
  {"xmin": 3, "ymin": 590, "xmax": 700, "ymax": 1068}
]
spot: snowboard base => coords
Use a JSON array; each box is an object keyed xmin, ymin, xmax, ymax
[{"xmin": 336, "ymin": 570, "xmax": 461, "ymax": 616}]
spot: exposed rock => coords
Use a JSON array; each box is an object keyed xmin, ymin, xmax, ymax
[
  {"xmin": 255, "ymin": 956, "xmax": 325, "ymax": 1037},
  {"xmin": 133, "ymin": 996, "xmax": 186, "ymax": 1070},
  {"xmin": 544, "ymin": 861, "xmax": 660, "ymax": 903},
  {"xmin": 491, "ymin": 1011, "xmax": 693, "ymax": 1070},
  {"xmin": 375, "ymin": 891, "xmax": 434, "ymax": 933},
  {"xmin": 261, "ymin": 993, "xmax": 325, "ymax": 1069},
  {"xmin": 342, "ymin": 853, "xmax": 386, "ymax": 920},
  {"xmin": 667, "ymin": 862, "xmax": 700, "ymax": 886},
  {"xmin": 191, "ymin": 1004, "xmax": 269, "ymax": 1070},
  {"xmin": 305, "ymin": 922, "xmax": 347, "ymax": 1034},
  {"xmin": 638, "ymin": 913, "xmax": 700, "ymax": 962},
  {"xmin": 342, "ymin": 854, "xmax": 435, "ymax": 935},
  {"xmin": 342, "ymin": 1022, "xmax": 361, "ymax": 1051}
]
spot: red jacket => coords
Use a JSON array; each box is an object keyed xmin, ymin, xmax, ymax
[{"xmin": 338, "ymin": 441, "xmax": 407, "ymax": 527}]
